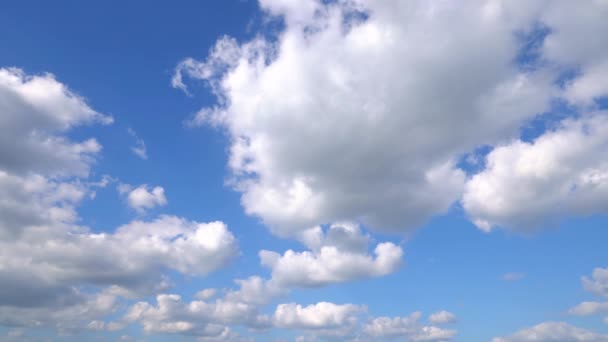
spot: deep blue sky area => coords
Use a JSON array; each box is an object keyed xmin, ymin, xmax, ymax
[{"xmin": 1, "ymin": 1, "xmax": 608, "ymax": 342}]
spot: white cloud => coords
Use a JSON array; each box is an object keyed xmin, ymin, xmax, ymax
[
  {"xmin": 272, "ymin": 302, "xmax": 364, "ymax": 340},
  {"xmin": 583, "ymin": 267, "xmax": 608, "ymax": 298},
  {"xmin": 127, "ymin": 128, "xmax": 148, "ymax": 160},
  {"xmin": 0, "ymin": 290, "xmax": 119, "ymax": 334},
  {"xmin": 120, "ymin": 288, "xmax": 457, "ymax": 342},
  {"xmin": 570, "ymin": 267, "xmax": 608, "ymax": 317},
  {"xmin": 196, "ymin": 289, "xmax": 218, "ymax": 300},
  {"xmin": 463, "ymin": 113, "xmax": 608, "ymax": 232},
  {"xmin": 121, "ymin": 293, "xmax": 269, "ymax": 337},
  {"xmin": 540, "ymin": 1, "xmax": 608, "ymax": 107},
  {"xmin": 461, "ymin": 1, "xmax": 608, "ymax": 232},
  {"xmin": 363, "ymin": 312, "xmax": 457, "ymax": 341},
  {"xmin": 0, "ymin": 171, "xmax": 87, "ymax": 238},
  {"xmin": 428, "ymin": 311, "xmax": 457, "ymax": 325},
  {"xmin": 273, "ymin": 302, "xmax": 363, "ymax": 330},
  {"xmin": 259, "ymin": 223, "xmax": 402, "ymax": 287},
  {"xmin": 0, "ymin": 215, "xmax": 238, "ymax": 310},
  {"xmin": 174, "ymin": 0, "xmax": 556, "ymax": 236},
  {"xmin": 123, "ymin": 184, "xmax": 168, "ymax": 212},
  {"xmin": 224, "ymin": 276, "xmax": 288, "ymax": 306},
  {"xmin": 0, "ymin": 67, "xmax": 111, "ymax": 177},
  {"xmin": 492, "ymin": 322, "xmax": 608, "ymax": 342},
  {"xmin": 564, "ymin": 61, "xmax": 608, "ymax": 107},
  {"xmin": 0, "ymin": 67, "xmax": 241, "ymax": 337},
  {"xmin": 569, "ymin": 301, "xmax": 608, "ymax": 316}
]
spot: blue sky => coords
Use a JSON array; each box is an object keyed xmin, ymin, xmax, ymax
[{"xmin": 1, "ymin": 1, "xmax": 608, "ymax": 341}]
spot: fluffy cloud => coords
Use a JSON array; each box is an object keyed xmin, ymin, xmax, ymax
[
  {"xmin": 121, "ymin": 290, "xmax": 456, "ymax": 342},
  {"xmin": 259, "ymin": 223, "xmax": 403, "ymax": 287},
  {"xmin": 428, "ymin": 311, "xmax": 457, "ymax": 325},
  {"xmin": 569, "ymin": 267, "xmax": 608, "ymax": 320},
  {"xmin": 121, "ymin": 294, "xmax": 269, "ymax": 337},
  {"xmin": 0, "ymin": 67, "xmax": 111, "ymax": 177},
  {"xmin": 224, "ymin": 276, "xmax": 288, "ymax": 306},
  {"xmin": 0, "ymin": 291, "xmax": 119, "ymax": 334},
  {"xmin": 569, "ymin": 301, "xmax": 608, "ymax": 316},
  {"xmin": 196, "ymin": 289, "xmax": 218, "ymax": 300},
  {"xmin": 0, "ymin": 215, "xmax": 238, "ymax": 309},
  {"xmin": 0, "ymin": 171, "xmax": 87, "ymax": 238},
  {"xmin": 117, "ymin": 221, "xmax": 402, "ymax": 340},
  {"xmin": 463, "ymin": 114, "xmax": 608, "ymax": 232},
  {"xmin": 362, "ymin": 312, "xmax": 457, "ymax": 341},
  {"xmin": 0, "ymin": 67, "xmax": 111, "ymax": 240},
  {"xmin": 539, "ymin": 1, "xmax": 608, "ymax": 107},
  {"xmin": 273, "ymin": 302, "xmax": 363, "ymax": 329},
  {"xmin": 462, "ymin": 0, "xmax": 608, "ymax": 232},
  {"xmin": 120, "ymin": 184, "xmax": 168, "ymax": 212},
  {"xmin": 175, "ymin": 0, "xmax": 557, "ymax": 235},
  {"xmin": 0, "ymin": 68, "xmax": 239, "ymax": 336},
  {"xmin": 217, "ymin": 224, "xmax": 403, "ymax": 311},
  {"xmin": 173, "ymin": 0, "xmax": 608, "ymax": 238},
  {"xmin": 583, "ymin": 267, "xmax": 608, "ymax": 298},
  {"xmin": 272, "ymin": 302, "xmax": 364, "ymax": 340},
  {"xmin": 492, "ymin": 322, "xmax": 608, "ymax": 342}
]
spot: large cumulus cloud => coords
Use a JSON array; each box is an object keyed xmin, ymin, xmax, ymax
[{"xmin": 174, "ymin": 0, "xmax": 557, "ymax": 236}]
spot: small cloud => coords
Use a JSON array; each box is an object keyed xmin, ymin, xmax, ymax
[
  {"xmin": 502, "ymin": 272, "xmax": 526, "ymax": 281},
  {"xmin": 118, "ymin": 183, "xmax": 167, "ymax": 213},
  {"xmin": 429, "ymin": 310, "xmax": 457, "ymax": 324},
  {"xmin": 128, "ymin": 128, "xmax": 148, "ymax": 160},
  {"xmin": 195, "ymin": 288, "xmax": 217, "ymax": 300}
]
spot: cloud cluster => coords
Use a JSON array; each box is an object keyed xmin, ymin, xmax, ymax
[
  {"xmin": 116, "ymin": 223, "xmax": 428, "ymax": 341},
  {"xmin": 569, "ymin": 267, "xmax": 608, "ymax": 321},
  {"xmin": 492, "ymin": 322, "xmax": 608, "ymax": 342},
  {"xmin": 0, "ymin": 68, "xmax": 112, "ymax": 177},
  {"xmin": 463, "ymin": 0, "xmax": 608, "ymax": 233},
  {"xmin": 363, "ymin": 312, "xmax": 457, "ymax": 341},
  {"xmin": 0, "ymin": 215, "xmax": 237, "ymax": 305},
  {"xmin": 175, "ymin": 0, "xmax": 608, "ymax": 236},
  {"xmin": 260, "ymin": 223, "xmax": 403, "ymax": 287},
  {"xmin": 498, "ymin": 266, "xmax": 608, "ymax": 342},
  {"xmin": 174, "ymin": 0, "xmax": 555, "ymax": 236},
  {"xmin": 0, "ymin": 68, "xmax": 239, "ymax": 335},
  {"xmin": 3, "ymin": 0, "xmax": 608, "ymax": 339},
  {"xmin": 121, "ymin": 290, "xmax": 456, "ymax": 342},
  {"xmin": 121, "ymin": 293, "xmax": 268, "ymax": 336},
  {"xmin": 463, "ymin": 113, "xmax": 608, "ymax": 232}
]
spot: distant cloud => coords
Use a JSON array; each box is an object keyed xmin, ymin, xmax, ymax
[
  {"xmin": 429, "ymin": 310, "xmax": 457, "ymax": 325},
  {"xmin": 119, "ymin": 184, "xmax": 167, "ymax": 213},
  {"xmin": 569, "ymin": 267, "xmax": 608, "ymax": 318},
  {"xmin": 273, "ymin": 302, "xmax": 363, "ymax": 330},
  {"xmin": 492, "ymin": 322, "xmax": 608, "ymax": 342},
  {"xmin": 502, "ymin": 272, "xmax": 526, "ymax": 282},
  {"xmin": 583, "ymin": 267, "xmax": 608, "ymax": 298},
  {"xmin": 127, "ymin": 128, "xmax": 148, "ymax": 160},
  {"xmin": 259, "ymin": 222, "xmax": 403, "ymax": 288},
  {"xmin": 363, "ymin": 312, "xmax": 457, "ymax": 341}
]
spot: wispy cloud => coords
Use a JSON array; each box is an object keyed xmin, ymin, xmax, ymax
[{"xmin": 128, "ymin": 128, "xmax": 148, "ymax": 160}]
